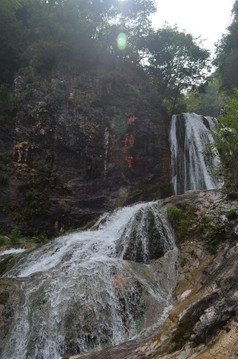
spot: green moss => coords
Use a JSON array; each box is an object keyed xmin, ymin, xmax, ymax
[
  {"xmin": 0, "ymin": 235, "xmax": 11, "ymax": 246},
  {"xmin": 9, "ymin": 228, "xmax": 21, "ymax": 244},
  {"xmin": 0, "ymin": 236, "xmax": 5, "ymax": 246},
  {"xmin": 167, "ymin": 202, "xmax": 229, "ymax": 253},
  {"xmin": 167, "ymin": 202, "xmax": 196, "ymax": 240},
  {"xmin": 206, "ymin": 223, "xmax": 226, "ymax": 252},
  {"xmin": 159, "ymin": 183, "xmax": 174, "ymax": 198},
  {"xmin": 27, "ymin": 234, "xmax": 48, "ymax": 244},
  {"xmin": 11, "ymin": 211, "xmax": 24, "ymax": 223},
  {"xmin": 0, "ymin": 291, "xmax": 9, "ymax": 304},
  {"xmin": 195, "ymin": 215, "xmax": 213, "ymax": 235},
  {"xmin": 227, "ymin": 191, "xmax": 238, "ymax": 200},
  {"xmin": 0, "ymin": 231, "xmax": 49, "ymax": 249},
  {"xmin": 226, "ymin": 209, "xmax": 237, "ymax": 221}
]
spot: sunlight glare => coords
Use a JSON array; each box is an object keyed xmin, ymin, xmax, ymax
[{"xmin": 117, "ymin": 33, "xmax": 127, "ymax": 50}]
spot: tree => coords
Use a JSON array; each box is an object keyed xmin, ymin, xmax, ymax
[
  {"xmin": 142, "ymin": 26, "xmax": 210, "ymax": 114},
  {"xmin": 186, "ymin": 77, "xmax": 228, "ymax": 117},
  {"xmin": 11, "ymin": 0, "xmax": 156, "ymax": 70},
  {"xmin": 90, "ymin": 0, "xmax": 156, "ymax": 64},
  {"xmin": 215, "ymin": 0, "xmax": 238, "ymax": 93},
  {"xmin": 0, "ymin": 0, "xmax": 26, "ymax": 84},
  {"xmin": 213, "ymin": 88, "xmax": 238, "ymax": 197}
]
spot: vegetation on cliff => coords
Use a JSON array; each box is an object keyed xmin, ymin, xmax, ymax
[
  {"xmin": 213, "ymin": 89, "xmax": 238, "ymax": 198},
  {"xmin": 0, "ymin": 0, "xmax": 210, "ymax": 113},
  {"xmin": 215, "ymin": 0, "xmax": 238, "ymax": 93},
  {"xmin": 1, "ymin": 0, "xmax": 237, "ymax": 128},
  {"xmin": 186, "ymin": 0, "xmax": 238, "ymax": 115}
]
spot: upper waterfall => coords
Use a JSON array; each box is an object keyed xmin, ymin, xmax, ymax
[
  {"xmin": 170, "ymin": 113, "xmax": 221, "ymax": 195},
  {"xmin": 2, "ymin": 201, "xmax": 178, "ymax": 359}
]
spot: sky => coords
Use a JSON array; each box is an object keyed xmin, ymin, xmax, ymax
[{"xmin": 152, "ymin": 0, "xmax": 235, "ymax": 52}]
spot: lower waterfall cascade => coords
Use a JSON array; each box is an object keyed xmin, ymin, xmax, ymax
[
  {"xmin": 2, "ymin": 201, "xmax": 178, "ymax": 359},
  {"xmin": 170, "ymin": 113, "xmax": 221, "ymax": 195},
  {"xmin": 1, "ymin": 112, "xmax": 224, "ymax": 359}
]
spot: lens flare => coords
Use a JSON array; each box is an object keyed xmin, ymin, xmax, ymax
[{"xmin": 117, "ymin": 33, "xmax": 127, "ymax": 50}]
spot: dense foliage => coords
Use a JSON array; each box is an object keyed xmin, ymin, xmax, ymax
[
  {"xmin": 186, "ymin": 79, "xmax": 228, "ymax": 117},
  {"xmin": 214, "ymin": 88, "xmax": 238, "ymax": 197},
  {"xmin": 215, "ymin": 0, "xmax": 238, "ymax": 94},
  {"xmin": 142, "ymin": 26, "xmax": 210, "ymax": 113},
  {"xmin": 203, "ymin": 0, "xmax": 238, "ymax": 196},
  {"xmin": 0, "ymin": 0, "xmax": 210, "ymax": 113}
]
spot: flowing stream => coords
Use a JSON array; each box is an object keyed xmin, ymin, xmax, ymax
[
  {"xmin": 170, "ymin": 113, "xmax": 221, "ymax": 194},
  {"xmin": 3, "ymin": 201, "xmax": 178, "ymax": 359}
]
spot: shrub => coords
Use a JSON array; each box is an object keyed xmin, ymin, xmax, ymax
[
  {"xmin": 226, "ymin": 209, "xmax": 237, "ymax": 221},
  {"xmin": 206, "ymin": 223, "xmax": 226, "ymax": 253},
  {"xmin": 0, "ymin": 291, "xmax": 9, "ymax": 304},
  {"xmin": 195, "ymin": 215, "xmax": 213, "ymax": 235},
  {"xmin": 9, "ymin": 228, "xmax": 21, "ymax": 244},
  {"xmin": 214, "ymin": 88, "xmax": 238, "ymax": 197},
  {"xmin": 167, "ymin": 202, "xmax": 196, "ymax": 240},
  {"xmin": 28, "ymin": 235, "xmax": 48, "ymax": 244}
]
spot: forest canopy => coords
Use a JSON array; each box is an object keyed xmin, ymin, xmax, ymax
[
  {"xmin": 0, "ymin": 0, "xmax": 211, "ymax": 113},
  {"xmin": 1, "ymin": 0, "xmax": 238, "ymax": 117}
]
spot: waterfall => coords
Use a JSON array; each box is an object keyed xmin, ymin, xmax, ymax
[
  {"xmin": 170, "ymin": 113, "xmax": 221, "ymax": 195},
  {"xmin": 3, "ymin": 201, "xmax": 178, "ymax": 359}
]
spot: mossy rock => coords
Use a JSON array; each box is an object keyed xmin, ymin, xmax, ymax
[
  {"xmin": 127, "ymin": 185, "xmax": 161, "ymax": 204},
  {"xmin": 0, "ymin": 290, "xmax": 9, "ymax": 304},
  {"xmin": 167, "ymin": 202, "xmax": 196, "ymax": 241},
  {"xmin": 159, "ymin": 183, "xmax": 174, "ymax": 198},
  {"xmin": 226, "ymin": 209, "xmax": 237, "ymax": 221}
]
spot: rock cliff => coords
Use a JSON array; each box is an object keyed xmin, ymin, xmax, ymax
[{"xmin": 0, "ymin": 63, "xmax": 171, "ymax": 235}]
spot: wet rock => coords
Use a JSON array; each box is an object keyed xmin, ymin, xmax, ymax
[
  {"xmin": 72, "ymin": 190, "xmax": 238, "ymax": 359},
  {"xmin": 0, "ymin": 64, "xmax": 171, "ymax": 235},
  {"xmin": 0, "ymin": 278, "xmax": 23, "ymax": 357}
]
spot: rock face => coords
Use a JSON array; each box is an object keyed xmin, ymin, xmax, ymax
[
  {"xmin": 0, "ymin": 63, "xmax": 171, "ymax": 235},
  {"xmin": 69, "ymin": 189, "xmax": 238, "ymax": 359}
]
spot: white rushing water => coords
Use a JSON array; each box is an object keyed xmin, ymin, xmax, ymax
[
  {"xmin": 0, "ymin": 247, "xmax": 27, "ymax": 259},
  {"xmin": 3, "ymin": 201, "xmax": 178, "ymax": 359},
  {"xmin": 170, "ymin": 113, "xmax": 221, "ymax": 195}
]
